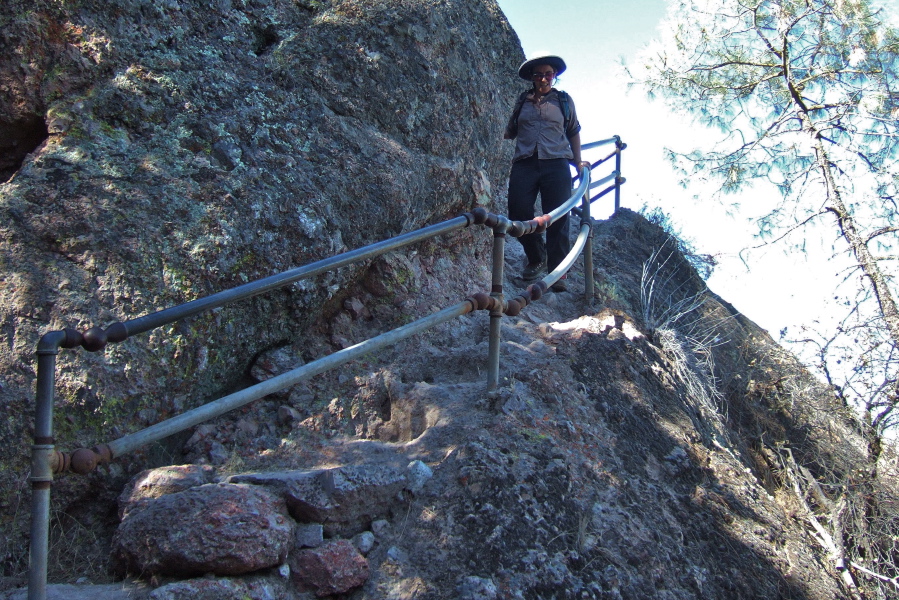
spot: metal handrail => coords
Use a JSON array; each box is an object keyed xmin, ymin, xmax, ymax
[
  {"xmin": 578, "ymin": 135, "xmax": 627, "ymax": 210},
  {"xmin": 25, "ymin": 137, "xmax": 625, "ymax": 600},
  {"xmin": 107, "ymin": 301, "xmax": 475, "ymax": 459}
]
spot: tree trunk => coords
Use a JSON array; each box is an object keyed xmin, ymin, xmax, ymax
[{"xmin": 810, "ymin": 126, "xmax": 898, "ymax": 466}]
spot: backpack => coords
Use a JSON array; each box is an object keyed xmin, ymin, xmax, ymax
[{"xmin": 505, "ymin": 89, "xmax": 572, "ymax": 139}]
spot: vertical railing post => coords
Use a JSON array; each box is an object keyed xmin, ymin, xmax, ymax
[
  {"xmin": 28, "ymin": 331, "xmax": 69, "ymax": 600},
  {"xmin": 486, "ymin": 216, "xmax": 510, "ymax": 390},
  {"xmin": 614, "ymin": 135, "xmax": 624, "ymax": 212},
  {"xmin": 581, "ymin": 167, "xmax": 594, "ymax": 306}
]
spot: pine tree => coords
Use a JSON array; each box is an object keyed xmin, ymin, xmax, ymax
[
  {"xmin": 636, "ymin": 0, "xmax": 899, "ymax": 449},
  {"xmin": 634, "ymin": 0, "xmax": 899, "ymax": 594}
]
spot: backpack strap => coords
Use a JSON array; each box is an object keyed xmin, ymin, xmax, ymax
[
  {"xmin": 557, "ymin": 90, "xmax": 571, "ymax": 133},
  {"xmin": 504, "ymin": 90, "xmax": 531, "ymax": 139}
]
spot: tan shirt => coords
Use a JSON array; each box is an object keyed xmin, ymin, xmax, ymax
[{"xmin": 510, "ymin": 89, "xmax": 581, "ymax": 163}]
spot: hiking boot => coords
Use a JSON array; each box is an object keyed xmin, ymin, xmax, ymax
[
  {"xmin": 550, "ymin": 275, "xmax": 568, "ymax": 292},
  {"xmin": 521, "ymin": 260, "xmax": 546, "ymax": 281}
]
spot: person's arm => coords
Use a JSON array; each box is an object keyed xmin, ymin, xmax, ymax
[{"xmin": 569, "ymin": 132, "xmax": 590, "ymax": 172}]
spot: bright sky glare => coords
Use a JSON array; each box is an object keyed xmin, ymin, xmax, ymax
[{"xmin": 495, "ymin": 0, "xmax": 898, "ymax": 343}]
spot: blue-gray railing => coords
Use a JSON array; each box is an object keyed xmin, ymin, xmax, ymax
[{"xmin": 26, "ymin": 135, "xmax": 626, "ymax": 600}]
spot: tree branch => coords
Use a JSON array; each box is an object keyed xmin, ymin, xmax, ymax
[{"xmin": 867, "ymin": 227, "xmax": 899, "ymax": 243}]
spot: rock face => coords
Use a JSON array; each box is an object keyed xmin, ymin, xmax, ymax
[
  {"xmin": 2, "ymin": 0, "xmax": 894, "ymax": 599},
  {"xmin": 0, "ymin": 0, "xmax": 522, "ymax": 570}
]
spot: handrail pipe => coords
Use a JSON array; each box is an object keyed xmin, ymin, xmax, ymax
[{"xmin": 25, "ymin": 137, "xmax": 624, "ymax": 600}]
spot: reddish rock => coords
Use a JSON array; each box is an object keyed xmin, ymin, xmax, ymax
[
  {"xmin": 289, "ymin": 539, "xmax": 369, "ymax": 596},
  {"xmin": 112, "ymin": 483, "xmax": 295, "ymax": 577}
]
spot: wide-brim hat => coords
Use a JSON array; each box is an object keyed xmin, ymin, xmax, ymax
[{"xmin": 517, "ymin": 55, "xmax": 566, "ymax": 80}]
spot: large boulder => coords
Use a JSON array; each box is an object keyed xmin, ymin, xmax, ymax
[
  {"xmin": 0, "ymin": 0, "xmax": 523, "ymax": 570},
  {"xmin": 111, "ymin": 483, "xmax": 295, "ymax": 577}
]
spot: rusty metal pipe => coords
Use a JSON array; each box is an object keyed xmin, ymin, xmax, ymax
[
  {"xmin": 50, "ymin": 445, "xmax": 113, "ymax": 476},
  {"xmin": 502, "ymin": 214, "xmax": 592, "ymax": 316},
  {"xmin": 118, "ymin": 216, "xmax": 473, "ymax": 340},
  {"xmin": 100, "ymin": 302, "xmax": 473, "ymax": 461},
  {"xmin": 487, "ymin": 217, "xmax": 510, "ymax": 391},
  {"xmin": 615, "ymin": 136, "xmax": 625, "ymax": 211},
  {"xmin": 29, "ymin": 331, "xmax": 70, "ymax": 600}
]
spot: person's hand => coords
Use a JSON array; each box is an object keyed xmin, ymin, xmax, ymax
[{"xmin": 578, "ymin": 161, "xmax": 591, "ymax": 170}]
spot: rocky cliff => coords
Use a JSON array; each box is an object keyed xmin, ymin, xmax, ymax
[
  {"xmin": 1, "ymin": 1, "xmax": 890, "ymax": 599},
  {"xmin": 0, "ymin": 0, "xmax": 521, "ymax": 567}
]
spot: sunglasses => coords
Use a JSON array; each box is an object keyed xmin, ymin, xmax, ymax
[{"xmin": 531, "ymin": 71, "xmax": 555, "ymax": 81}]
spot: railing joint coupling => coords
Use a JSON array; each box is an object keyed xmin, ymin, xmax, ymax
[{"xmin": 491, "ymin": 215, "xmax": 511, "ymax": 235}]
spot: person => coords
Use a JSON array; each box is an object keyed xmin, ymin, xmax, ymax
[{"xmin": 504, "ymin": 55, "xmax": 589, "ymax": 292}]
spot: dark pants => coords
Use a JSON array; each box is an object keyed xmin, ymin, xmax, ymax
[{"xmin": 507, "ymin": 156, "xmax": 571, "ymax": 272}]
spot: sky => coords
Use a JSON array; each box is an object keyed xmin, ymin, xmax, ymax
[{"xmin": 494, "ymin": 0, "xmax": 898, "ymax": 347}]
